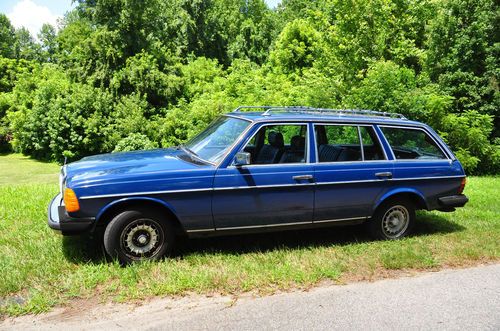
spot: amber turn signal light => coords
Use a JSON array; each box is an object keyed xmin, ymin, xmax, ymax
[{"xmin": 64, "ymin": 188, "xmax": 80, "ymax": 212}]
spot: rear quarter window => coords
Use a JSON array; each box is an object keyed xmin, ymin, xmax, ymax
[{"xmin": 380, "ymin": 127, "xmax": 447, "ymax": 160}]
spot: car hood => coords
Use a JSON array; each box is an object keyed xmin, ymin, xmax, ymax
[{"xmin": 65, "ymin": 148, "xmax": 212, "ymax": 187}]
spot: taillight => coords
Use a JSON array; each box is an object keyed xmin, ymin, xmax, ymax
[
  {"xmin": 64, "ymin": 188, "xmax": 80, "ymax": 212},
  {"xmin": 458, "ymin": 177, "xmax": 466, "ymax": 194}
]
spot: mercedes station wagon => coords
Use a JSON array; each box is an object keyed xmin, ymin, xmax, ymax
[{"xmin": 48, "ymin": 106, "xmax": 468, "ymax": 263}]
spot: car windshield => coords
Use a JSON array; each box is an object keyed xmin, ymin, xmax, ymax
[{"xmin": 183, "ymin": 116, "xmax": 250, "ymax": 164}]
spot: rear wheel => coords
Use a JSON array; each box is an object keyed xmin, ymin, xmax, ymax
[
  {"xmin": 103, "ymin": 209, "xmax": 175, "ymax": 264},
  {"xmin": 368, "ymin": 199, "xmax": 415, "ymax": 240}
]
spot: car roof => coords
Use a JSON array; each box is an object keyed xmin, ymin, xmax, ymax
[{"xmin": 226, "ymin": 107, "xmax": 424, "ymax": 127}]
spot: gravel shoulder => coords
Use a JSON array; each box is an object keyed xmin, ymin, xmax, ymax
[{"xmin": 2, "ymin": 263, "xmax": 500, "ymax": 331}]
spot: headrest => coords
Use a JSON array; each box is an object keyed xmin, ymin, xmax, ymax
[
  {"xmin": 290, "ymin": 135, "xmax": 305, "ymax": 151},
  {"xmin": 268, "ymin": 131, "xmax": 284, "ymax": 148}
]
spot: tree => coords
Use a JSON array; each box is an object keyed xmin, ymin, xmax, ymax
[
  {"xmin": 13, "ymin": 27, "xmax": 41, "ymax": 61},
  {"xmin": 38, "ymin": 24, "xmax": 57, "ymax": 62},
  {"xmin": 270, "ymin": 19, "xmax": 323, "ymax": 74},
  {"xmin": 425, "ymin": 0, "xmax": 499, "ymax": 135},
  {"xmin": 0, "ymin": 14, "xmax": 16, "ymax": 58}
]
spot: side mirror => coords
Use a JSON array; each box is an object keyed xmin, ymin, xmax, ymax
[{"xmin": 234, "ymin": 151, "xmax": 251, "ymax": 167}]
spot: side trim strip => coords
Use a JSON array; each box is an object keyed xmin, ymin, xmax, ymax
[
  {"xmin": 186, "ymin": 216, "xmax": 369, "ymax": 233},
  {"xmin": 216, "ymin": 221, "xmax": 311, "ymax": 231},
  {"xmin": 214, "ymin": 183, "xmax": 315, "ymax": 191},
  {"xmin": 316, "ymin": 175, "xmax": 465, "ymax": 186},
  {"xmin": 80, "ymin": 175, "xmax": 465, "ymax": 200},
  {"xmin": 80, "ymin": 187, "xmax": 213, "ymax": 200},
  {"xmin": 313, "ymin": 216, "xmax": 368, "ymax": 224},
  {"xmin": 185, "ymin": 228, "xmax": 214, "ymax": 233}
]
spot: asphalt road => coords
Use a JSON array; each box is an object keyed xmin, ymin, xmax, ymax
[{"xmin": 2, "ymin": 264, "xmax": 500, "ymax": 331}]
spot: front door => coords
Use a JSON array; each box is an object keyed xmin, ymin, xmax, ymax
[{"xmin": 212, "ymin": 123, "xmax": 314, "ymax": 229}]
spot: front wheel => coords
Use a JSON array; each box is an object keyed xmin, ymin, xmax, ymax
[
  {"xmin": 103, "ymin": 209, "xmax": 175, "ymax": 264},
  {"xmin": 368, "ymin": 199, "xmax": 415, "ymax": 240}
]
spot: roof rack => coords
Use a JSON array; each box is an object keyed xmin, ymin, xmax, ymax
[{"xmin": 232, "ymin": 106, "xmax": 407, "ymax": 120}]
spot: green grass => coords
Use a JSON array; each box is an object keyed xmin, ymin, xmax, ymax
[
  {"xmin": 0, "ymin": 154, "xmax": 499, "ymax": 316},
  {"xmin": 0, "ymin": 154, "xmax": 59, "ymax": 185}
]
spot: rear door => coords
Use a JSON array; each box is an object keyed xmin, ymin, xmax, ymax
[{"xmin": 312, "ymin": 123, "xmax": 393, "ymax": 222}]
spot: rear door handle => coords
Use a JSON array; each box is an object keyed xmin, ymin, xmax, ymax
[
  {"xmin": 293, "ymin": 175, "xmax": 314, "ymax": 181},
  {"xmin": 375, "ymin": 172, "xmax": 393, "ymax": 178}
]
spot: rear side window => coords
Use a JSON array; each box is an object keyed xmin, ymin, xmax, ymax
[
  {"xmin": 381, "ymin": 127, "xmax": 447, "ymax": 160},
  {"xmin": 315, "ymin": 125, "xmax": 385, "ymax": 162}
]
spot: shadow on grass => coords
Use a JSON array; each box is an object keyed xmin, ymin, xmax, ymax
[{"xmin": 62, "ymin": 212, "xmax": 465, "ymax": 264}]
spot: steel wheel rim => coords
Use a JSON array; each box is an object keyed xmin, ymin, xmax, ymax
[
  {"xmin": 120, "ymin": 218, "xmax": 164, "ymax": 260},
  {"xmin": 381, "ymin": 205, "xmax": 409, "ymax": 239}
]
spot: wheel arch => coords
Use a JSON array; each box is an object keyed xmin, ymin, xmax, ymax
[
  {"xmin": 373, "ymin": 188, "xmax": 428, "ymax": 215},
  {"xmin": 96, "ymin": 197, "xmax": 185, "ymax": 235}
]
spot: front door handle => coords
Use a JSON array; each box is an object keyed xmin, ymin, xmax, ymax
[
  {"xmin": 293, "ymin": 175, "xmax": 314, "ymax": 181},
  {"xmin": 375, "ymin": 172, "xmax": 393, "ymax": 178}
]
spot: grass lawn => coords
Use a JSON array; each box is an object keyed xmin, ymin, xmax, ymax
[{"xmin": 0, "ymin": 153, "xmax": 499, "ymax": 316}]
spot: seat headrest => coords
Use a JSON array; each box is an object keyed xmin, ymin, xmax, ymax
[
  {"xmin": 290, "ymin": 135, "xmax": 305, "ymax": 151},
  {"xmin": 268, "ymin": 131, "xmax": 284, "ymax": 148}
]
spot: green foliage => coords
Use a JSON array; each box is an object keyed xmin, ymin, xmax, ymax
[
  {"xmin": 425, "ymin": 0, "xmax": 499, "ymax": 121},
  {"xmin": 0, "ymin": 14, "xmax": 16, "ymax": 58},
  {"xmin": 38, "ymin": 24, "xmax": 57, "ymax": 63},
  {"xmin": 347, "ymin": 61, "xmax": 453, "ymax": 127},
  {"xmin": 7, "ymin": 65, "xmax": 114, "ymax": 162},
  {"xmin": 440, "ymin": 111, "xmax": 499, "ymax": 174},
  {"xmin": 0, "ymin": 0, "xmax": 497, "ymax": 174},
  {"xmin": 113, "ymin": 133, "xmax": 158, "ymax": 152},
  {"xmin": 270, "ymin": 19, "xmax": 323, "ymax": 74}
]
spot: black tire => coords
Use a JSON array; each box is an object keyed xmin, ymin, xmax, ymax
[
  {"xmin": 103, "ymin": 209, "xmax": 175, "ymax": 264},
  {"xmin": 368, "ymin": 198, "xmax": 415, "ymax": 240}
]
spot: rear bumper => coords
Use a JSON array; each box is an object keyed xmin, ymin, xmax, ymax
[
  {"xmin": 438, "ymin": 194, "xmax": 469, "ymax": 209},
  {"xmin": 48, "ymin": 194, "xmax": 95, "ymax": 235}
]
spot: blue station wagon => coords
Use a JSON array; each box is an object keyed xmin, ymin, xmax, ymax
[{"xmin": 48, "ymin": 106, "xmax": 469, "ymax": 263}]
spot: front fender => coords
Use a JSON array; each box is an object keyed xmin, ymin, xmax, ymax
[{"xmin": 95, "ymin": 196, "xmax": 178, "ymax": 223}]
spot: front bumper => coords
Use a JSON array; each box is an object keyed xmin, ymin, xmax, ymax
[{"xmin": 48, "ymin": 193, "xmax": 95, "ymax": 235}]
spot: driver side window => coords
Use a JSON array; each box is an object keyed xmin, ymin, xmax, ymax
[{"xmin": 242, "ymin": 124, "xmax": 308, "ymax": 164}]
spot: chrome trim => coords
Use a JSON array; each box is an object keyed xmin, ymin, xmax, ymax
[
  {"xmin": 185, "ymin": 228, "xmax": 215, "ymax": 233},
  {"xmin": 312, "ymin": 123, "xmax": 388, "ymax": 164},
  {"xmin": 199, "ymin": 216, "xmax": 369, "ymax": 232},
  {"xmin": 78, "ymin": 175, "xmax": 465, "ymax": 200},
  {"xmin": 316, "ymin": 179, "xmax": 385, "ymax": 186},
  {"xmin": 227, "ymin": 122, "xmax": 311, "ymax": 168},
  {"xmin": 357, "ymin": 126, "xmax": 365, "ymax": 161},
  {"xmin": 216, "ymin": 221, "xmax": 312, "ymax": 231},
  {"xmin": 79, "ymin": 187, "xmax": 213, "ymax": 200},
  {"xmin": 378, "ymin": 125, "xmax": 452, "ymax": 160},
  {"xmin": 214, "ymin": 183, "xmax": 315, "ymax": 191},
  {"xmin": 391, "ymin": 175, "xmax": 464, "ymax": 181},
  {"xmin": 316, "ymin": 175, "xmax": 465, "ymax": 186},
  {"xmin": 224, "ymin": 114, "xmax": 254, "ymax": 122},
  {"xmin": 314, "ymin": 216, "xmax": 368, "ymax": 224}
]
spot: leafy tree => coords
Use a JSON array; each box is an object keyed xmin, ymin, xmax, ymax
[
  {"xmin": 270, "ymin": 19, "xmax": 323, "ymax": 74},
  {"xmin": 0, "ymin": 14, "xmax": 16, "ymax": 58},
  {"xmin": 38, "ymin": 24, "xmax": 58, "ymax": 62},
  {"xmin": 113, "ymin": 133, "xmax": 158, "ymax": 152},
  {"xmin": 425, "ymin": 0, "xmax": 499, "ymax": 135},
  {"xmin": 13, "ymin": 27, "xmax": 41, "ymax": 61}
]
